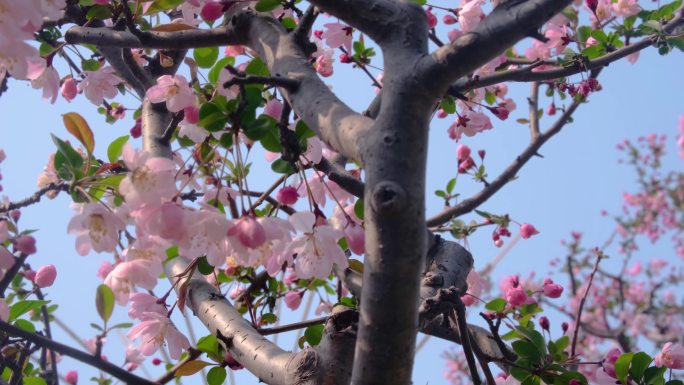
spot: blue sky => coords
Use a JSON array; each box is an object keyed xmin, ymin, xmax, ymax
[{"xmin": 1, "ymin": 13, "xmax": 683, "ymax": 385}]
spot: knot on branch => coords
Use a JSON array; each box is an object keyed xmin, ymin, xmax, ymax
[{"xmin": 370, "ymin": 181, "xmax": 406, "ymax": 214}]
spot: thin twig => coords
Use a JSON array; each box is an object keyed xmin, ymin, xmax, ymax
[
  {"xmin": 528, "ymin": 82, "xmax": 540, "ymax": 142},
  {"xmin": 0, "ymin": 184, "xmax": 69, "ymax": 214},
  {"xmin": 257, "ymin": 316, "xmax": 327, "ymax": 336},
  {"xmin": 570, "ymin": 249, "xmax": 604, "ymax": 357},
  {"xmin": 452, "ymin": 299, "xmax": 482, "ymax": 385}
]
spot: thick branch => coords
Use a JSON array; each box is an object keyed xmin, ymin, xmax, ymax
[{"xmin": 418, "ymin": 0, "xmax": 573, "ymax": 96}]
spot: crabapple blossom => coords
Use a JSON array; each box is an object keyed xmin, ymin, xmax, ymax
[
  {"xmin": 119, "ymin": 144, "xmax": 177, "ymax": 208},
  {"xmin": 67, "ymin": 203, "xmax": 125, "ymax": 256},
  {"xmin": 284, "ymin": 291, "xmax": 303, "ymax": 310},
  {"xmin": 128, "ymin": 293, "xmax": 167, "ymax": 320},
  {"xmin": 178, "ymin": 206, "xmax": 231, "ymax": 266},
  {"xmin": 542, "ymin": 278, "xmax": 563, "ymax": 298},
  {"xmin": 321, "ymin": 23, "xmax": 353, "ymax": 52},
  {"xmin": 60, "ymin": 77, "xmax": 78, "ymax": 101},
  {"xmin": 30, "ymin": 66, "xmax": 60, "ymax": 104},
  {"xmin": 127, "ymin": 312, "xmax": 190, "ymax": 360},
  {"xmin": 146, "ymin": 75, "xmax": 196, "ymax": 113},
  {"xmin": 315, "ymin": 49, "xmax": 334, "ymax": 77},
  {"xmin": 125, "ymin": 346, "xmax": 144, "ymax": 365},
  {"xmin": 448, "ymin": 111, "xmax": 493, "ymax": 140},
  {"xmin": 105, "ymin": 260, "xmax": 159, "ymax": 305},
  {"xmin": 461, "ymin": 269, "xmax": 487, "ymax": 306},
  {"xmin": 200, "ymin": 1, "xmax": 223, "ymax": 21},
  {"xmin": 286, "ymin": 212, "xmax": 347, "ymax": 279},
  {"xmin": 655, "ymin": 342, "xmax": 684, "ymax": 369},
  {"xmin": 79, "ymin": 67, "xmax": 121, "ymax": 105},
  {"xmin": 35, "ymin": 264, "xmax": 57, "ymax": 288},
  {"xmin": 64, "ymin": 370, "xmax": 78, "ymax": 385}
]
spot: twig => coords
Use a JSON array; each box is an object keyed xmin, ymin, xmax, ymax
[
  {"xmin": 451, "ymin": 299, "xmax": 481, "ymax": 385},
  {"xmin": 0, "ymin": 321, "xmax": 158, "ymax": 385},
  {"xmin": 224, "ymin": 75, "xmax": 300, "ymax": 91},
  {"xmin": 528, "ymin": 82, "xmax": 540, "ymax": 142},
  {"xmin": 570, "ymin": 249, "xmax": 604, "ymax": 357},
  {"xmin": 161, "ymin": 111, "xmax": 185, "ymax": 144},
  {"xmin": 0, "ymin": 184, "xmax": 69, "ymax": 214},
  {"xmin": 247, "ymin": 174, "xmax": 287, "ymax": 213},
  {"xmin": 0, "ymin": 253, "xmax": 28, "ymax": 297},
  {"xmin": 257, "ymin": 316, "xmax": 327, "ymax": 336}
]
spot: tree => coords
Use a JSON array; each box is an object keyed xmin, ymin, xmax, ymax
[{"xmin": 0, "ymin": 1, "xmax": 683, "ymax": 385}]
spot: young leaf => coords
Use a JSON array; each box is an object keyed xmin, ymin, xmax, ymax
[
  {"xmin": 174, "ymin": 360, "xmax": 213, "ymax": 376},
  {"xmin": 107, "ymin": 135, "xmax": 129, "ymax": 163},
  {"xmin": 96, "ymin": 284, "xmax": 115, "ymax": 323},
  {"xmin": 63, "ymin": 113, "xmax": 94, "ymax": 155},
  {"xmin": 207, "ymin": 367, "xmax": 227, "ymax": 385}
]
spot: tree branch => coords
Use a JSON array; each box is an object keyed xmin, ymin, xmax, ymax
[
  {"xmin": 0, "ymin": 321, "xmax": 157, "ymax": 385},
  {"xmin": 0, "ymin": 184, "xmax": 69, "ymax": 214},
  {"xmin": 426, "ymin": 95, "xmax": 583, "ymax": 227}
]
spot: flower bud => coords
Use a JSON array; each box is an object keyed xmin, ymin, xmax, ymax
[
  {"xmin": 35, "ymin": 264, "xmax": 57, "ymax": 288},
  {"xmin": 65, "ymin": 370, "xmax": 78, "ymax": 385}
]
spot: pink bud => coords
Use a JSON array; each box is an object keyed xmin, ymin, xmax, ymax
[
  {"xmin": 201, "ymin": 1, "xmax": 223, "ymax": 21},
  {"xmin": 184, "ymin": 106, "xmax": 200, "ymax": 124},
  {"xmin": 458, "ymin": 157, "xmax": 475, "ymax": 173},
  {"xmin": 127, "ymin": 363, "xmax": 138, "ymax": 372},
  {"xmin": 546, "ymin": 102, "xmax": 556, "ymax": 116},
  {"xmin": 61, "ymin": 77, "xmax": 78, "ymax": 102},
  {"xmin": 425, "ymin": 9, "xmax": 437, "ymax": 29},
  {"xmin": 14, "ymin": 235, "xmax": 36, "ymax": 255},
  {"xmin": 10, "ymin": 210, "xmax": 20, "ymax": 222},
  {"xmin": 494, "ymin": 239, "xmax": 504, "ymax": 248},
  {"xmin": 229, "ymin": 216, "xmax": 266, "ymax": 248},
  {"xmin": 585, "ymin": 0, "xmax": 598, "ymax": 12},
  {"xmin": 152, "ymin": 358, "xmax": 162, "ymax": 366},
  {"xmin": 277, "ymin": 186, "xmax": 299, "ymax": 206},
  {"xmin": 436, "ymin": 109, "xmax": 448, "ymax": 118},
  {"xmin": 65, "ymin": 370, "xmax": 78, "ymax": 385},
  {"xmin": 543, "ymin": 282, "xmax": 563, "ymax": 298},
  {"xmin": 520, "ymin": 223, "xmax": 540, "ymax": 239},
  {"xmin": 224, "ymin": 352, "xmax": 244, "ymax": 370},
  {"xmin": 561, "ymin": 322, "xmax": 569, "ymax": 333},
  {"xmin": 539, "ymin": 316, "xmax": 550, "ymax": 330},
  {"xmin": 339, "ymin": 53, "xmax": 352, "ymax": 63},
  {"xmin": 313, "ymin": 30, "xmax": 323, "ymax": 39},
  {"xmin": 345, "ymin": 224, "xmax": 365, "ymax": 255},
  {"xmin": 35, "ymin": 264, "xmax": 57, "ymax": 288},
  {"xmin": 568, "ymin": 379, "xmax": 582, "ymax": 385},
  {"xmin": 477, "ymin": 149, "xmax": 486, "ymax": 160},
  {"xmin": 284, "ymin": 291, "xmax": 303, "ymax": 310},
  {"xmin": 130, "ymin": 118, "xmax": 142, "ymax": 138},
  {"xmin": 456, "ymin": 144, "xmax": 471, "ymax": 162},
  {"xmin": 443, "ymin": 15, "xmax": 457, "ymax": 25}
]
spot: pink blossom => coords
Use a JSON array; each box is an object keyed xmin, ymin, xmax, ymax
[
  {"xmin": 178, "ymin": 207, "xmax": 231, "ymax": 266},
  {"xmin": 456, "ymin": 144, "xmax": 471, "ymax": 162},
  {"xmin": 447, "ymin": 29, "xmax": 463, "ymax": 42},
  {"xmin": 286, "ymin": 212, "xmax": 347, "ymax": 279},
  {"xmin": 520, "ymin": 223, "xmax": 539, "ymax": 239},
  {"xmin": 146, "ymin": 75, "xmax": 195, "ymax": 113},
  {"xmin": 184, "ymin": 105, "xmax": 199, "ymax": 124},
  {"xmin": 14, "ymin": 235, "xmax": 36, "ymax": 254},
  {"xmin": 542, "ymin": 278, "xmax": 563, "ymax": 298},
  {"xmin": 31, "ymin": 66, "xmax": 60, "ymax": 104},
  {"xmin": 612, "ymin": 0, "xmax": 640, "ymax": 17},
  {"xmin": 128, "ymin": 293, "xmax": 166, "ymax": 320},
  {"xmin": 263, "ymin": 98, "xmax": 283, "ymax": 119},
  {"xmin": 505, "ymin": 286, "xmax": 528, "ymax": 307},
  {"xmin": 655, "ymin": 342, "xmax": 684, "ymax": 369},
  {"xmin": 119, "ymin": 144, "xmax": 177, "ymax": 208},
  {"xmin": 425, "ymin": 9, "xmax": 437, "ymax": 29},
  {"xmin": 228, "ymin": 216, "xmax": 267, "ymax": 249},
  {"xmin": 321, "ymin": 23, "xmax": 353, "ymax": 52},
  {"xmin": 458, "ymin": 0, "xmax": 484, "ymax": 32},
  {"xmin": 125, "ymin": 346, "xmax": 144, "ymax": 364},
  {"xmin": 284, "ymin": 291, "xmax": 303, "ymax": 310},
  {"xmin": 315, "ymin": 49, "xmax": 334, "ymax": 77},
  {"xmin": 128, "ymin": 312, "xmax": 190, "ymax": 360},
  {"xmin": 96, "ymin": 261, "xmax": 114, "ymax": 280},
  {"xmin": 0, "ymin": 246, "xmax": 13, "ymax": 272},
  {"xmin": 64, "ymin": 370, "xmax": 78, "ymax": 385},
  {"xmin": 79, "ymin": 67, "xmax": 121, "ymax": 105},
  {"xmin": 229, "ymin": 286, "xmax": 245, "ymax": 300},
  {"xmin": 218, "ymin": 68, "xmax": 239, "ymax": 99},
  {"xmin": 67, "ymin": 203, "xmax": 125, "ymax": 256},
  {"xmin": 105, "ymin": 260, "xmax": 159, "ymax": 305},
  {"xmin": 35, "ymin": 264, "xmax": 57, "ymax": 288},
  {"xmin": 461, "ymin": 269, "xmax": 487, "ymax": 306},
  {"xmin": 132, "ymin": 202, "xmax": 186, "ymax": 242},
  {"xmin": 345, "ymin": 223, "xmax": 365, "ymax": 255},
  {"xmin": 448, "ymin": 111, "xmax": 493, "ymax": 140}
]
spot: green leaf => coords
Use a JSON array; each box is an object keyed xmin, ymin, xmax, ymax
[
  {"xmin": 615, "ymin": 352, "xmax": 634, "ymax": 383},
  {"xmin": 440, "ymin": 97, "xmax": 456, "ymax": 114},
  {"xmin": 582, "ymin": 45, "xmax": 605, "ymax": 59},
  {"xmin": 261, "ymin": 313, "xmax": 277, "ymax": 324},
  {"xmin": 521, "ymin": 375, "xmax": 541, "ymax": 385},
  {"xmin": 446, "ymin": 178, "xmax": 456, "ymax": 194},
  {"xmin": 23, "ymin": 377, "xmax": 47, "ymax": 385},
  {"xmin": 197, "ymin": 256, "xmax": 215, "ymax": 275},
  {"xmin": 175, "ymin": 360, "xmax": 212, "ymax": 376},
  {"xmin": 81, "ymin": 59, "xmax": 101, "ymax": 71},
  {"xmin": 271, "ymin": 159, "xmax": 295, "ymax": 174},
  {"xmin": 485, "ymin": 298, "xmax": 507, "ymax": 312},
  {"xmin": 512, "ymin": 340, "xmax": 542, "ymax": 362},
  {"xmin": 9, "ymin": 300, "xmax": 49, "ymax": 321},
  {"xmin": 354, "ymin": 198, "xmax": 364, "ymax": 220},
  {"xmin": 96, "ymin": 284, "xmax": 115, "ymax": 323},
  {"xmin": 643, "ymin": 366, "xmax": 667, "ymax": 385},
  {"xmin": 86, "ymin": 5, "xmax": 112, "ymax": 20},
  {"xmin": 245, "ymin": 115, "xmax": 276, "ymax": 141},
  {"xmin": 666, "ymin": 381, "xmax": 684, "ymax": 385},
  {"xmin": 196, "ymin": 335, "xmax": 220, "ymax": 358},
  {"xmin": 629, "ymin": 352, "xmax": 652, "ymax": 383},
  {"xmin": 194, "ymin": 47, "xmax": 219, "ymax": 69},
  {"xmin": 207, "ymin": 367, "xmax": 227, "ymax": 385},
  {"xmin": 109, "ymin": 322, "xmax": 133, "ymax": 330},
  {"xmin": 303, "ymin": 324, "xmax": 324, "ymax": 347},
  {"xmin": 144, "ymin": 0, "xmax": 185, "ymax": 15},
  {"xmin": 63, "ymin": 112, "xmax": 95, "ymax": 155},
  {"xmin": 515, "ymin": 326, "xmax": 547, "ymax": 356},
  {"xmin": 554, "ymin": 336, "xmax": 570, "ymax": 352},
  {"xmin": 590, "ymin": 29, "xmax": 608, "ymax": 44},
  {"xmin": 51, "ymin": 134, "xmax": 84, "ymax": 172},
  {"xmin": 254, "ymin": 0, "xmax": 281, "ymax": 12},
  {"xmin": 281, "ymin": 17, "xmax": 297, "ymax": 29},
  {"xmin": 553, "ymin": 371, "xmax": 587, "ymax": 385},
  {"xmin": 199, "ymin": 102, "xmax": 229, "ymax": 132},
  {"xmin": 208, "ymin": 56, "xmax": 235, "ymax": 84},
  {"xmin": 474, "ymin": 210, "xmax": 492, "ymax": 219},
  {"xmin": 245, "ymin": 57, "xmax": 270, "ymax": 77},
  {"xmin": 13, "ymin": 319, "xmax": 36, "ymax": 333}
]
